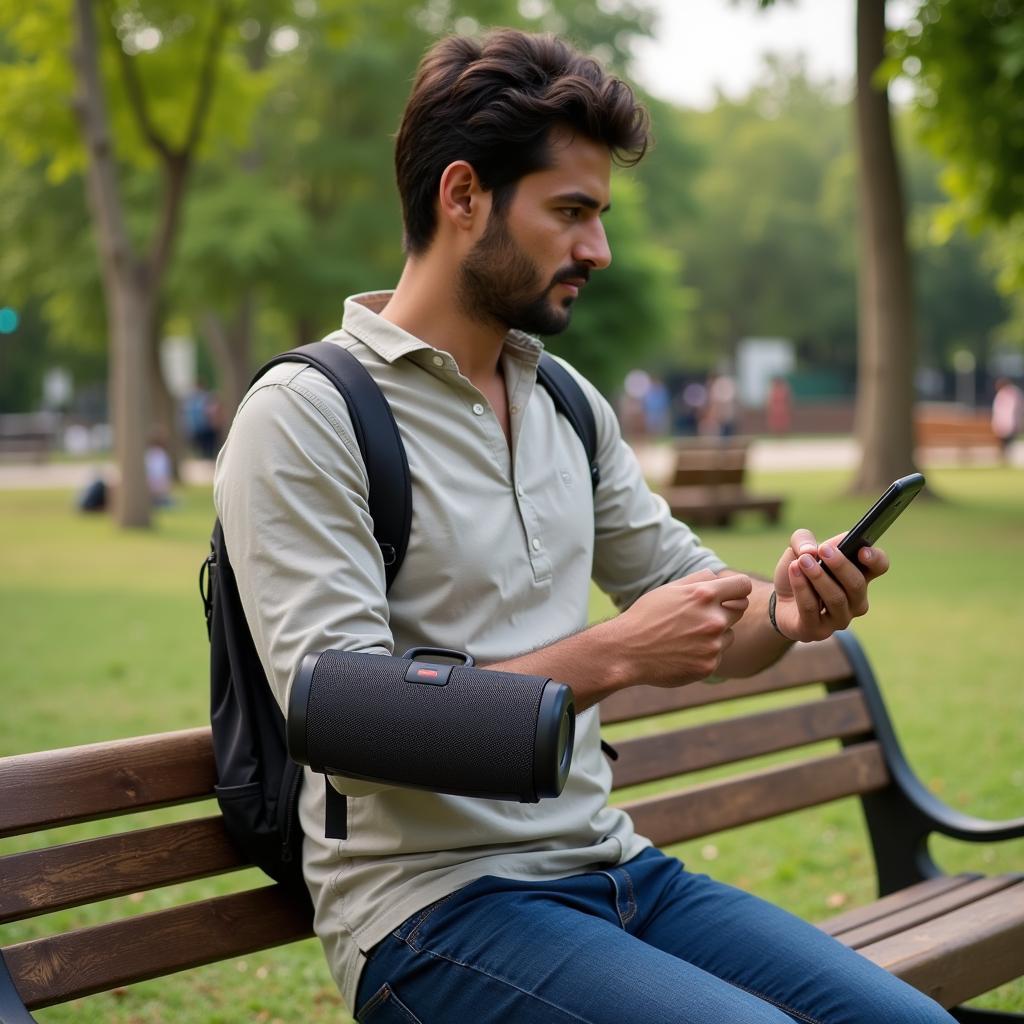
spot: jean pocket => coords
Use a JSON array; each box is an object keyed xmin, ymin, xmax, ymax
[{"xmin": 356, "ymin": 983, "xmax": 424, "ymax": 1024}]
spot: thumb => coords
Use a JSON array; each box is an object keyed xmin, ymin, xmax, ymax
[{"xmin": 773, "ymin": 547, "xmax": 798, "ymax": 597}]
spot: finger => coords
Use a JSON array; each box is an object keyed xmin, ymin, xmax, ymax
[
  {"xmin": 675, "ymin": 568, "xmax": 721, "ymax": 586},
  {"xmin": 788, "ymin": 556, "xmax": 827, "ymax": 621},
  {"xmin": 858, "ymin": 545, "xmax": 889, "ymax": 580},
  {"xmin": 773, "ymin": 545, "xmax": 799, "ymax": 597},
  {"xmin": 796, "ymin": 550, "xmax": 853, "ymax": 622},
  {"xmin": 680, "ymin": 572, "xmax": 753, "ymax": 602},
  {"xmin": 713, "ymin": 573, "xmax": 753, "ymax": 601},
  {"xmin": 816, "ymin": 541, "xmax": 868, "ymax": 614},
  {"xmin": 789, "ymin": 529, "xmax": 819, "ymax": 557},
  {"xmin": 720, "ymin": 596, "xmax": 750, "ymax": 614},
  {"xmin": 720, "ymin": 600, "xmax": 749, "ymax": 629}
]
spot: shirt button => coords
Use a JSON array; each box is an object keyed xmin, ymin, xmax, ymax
[
  {"xmin": 516, "ymin": 484, "xmax": 524, "ymax": 497},
  {"xmin": 510, "ymin": 404, "xmax": 520, "ymax": 414},
  {"xmin": 472, "ymin": 403, "xmax": 485, "ymax": 416},
  {"xmin": 432, "ymin": 355, "xmax": 444, "ymax": 367},
  {"xmin": 531, "ymin": 538, "xmax": 541, "ymax": 551}
]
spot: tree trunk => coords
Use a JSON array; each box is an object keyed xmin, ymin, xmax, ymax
[
  {"xmin": 203, "ymin": 304, "xmax": 253, "ymax": 425},
  {"xmin": 72, "ymin": 0, "xmax": 151, "ymax": 527},
  {"xmin": 148, "ymin": 323, "xmax": 186, "ymax": 481},
  {"xmin": 850, "ymin": 0, "xmax": 921, "ymax": 492}
]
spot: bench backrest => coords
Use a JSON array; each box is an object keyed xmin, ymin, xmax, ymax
[
  {"xmin": 0, "ymin": 633, "xmax": 890, "ymax": 1015},
  {"xmin": 670, "ymin": 442, "xmax": 750, "ymax": 488},
  {"xmin": 0, "ymin": 731, "xmax": 311, "ymax": 1014},
  {"xmin": 602, "ymin": 633, "xmax": 886, "ymax": 846},
  {"xmin": 915, "ymin": 411, "xmax": 996, "ymax": 446}
]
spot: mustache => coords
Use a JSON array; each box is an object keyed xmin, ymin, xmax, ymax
[{"xmin": 551, "ymin": 264, "xmax": 591, "ymax": 287}]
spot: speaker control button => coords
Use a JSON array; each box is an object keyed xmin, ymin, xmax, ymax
[{"xmin": 405, "ymin": 662, "xmax": 453, "ymax": 685}]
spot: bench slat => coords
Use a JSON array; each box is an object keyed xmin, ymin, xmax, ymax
[
  {"xmin": 4, "ymin": 885, "xmax": 314, "ymax": 1010},
  {"xmin": 601, "ymin": 639, "xmax": 853, "ymax": 724},
  {"xmin": 819, "ymin": 874, "xmax": 983, "ymax": 937},
  {"xmin": 0, "ymin": 817, "xmax": 245, "ymax": 925},
  {"xmin": 837, "ymin": 874, "xmax": 1024, "ymax": 949},
  {"xmin": 620, "ymin": 743, "xmax": 889, "ymax": 848},
  {"xmin": 0, "ymin": 728, "xmax": 215, "ymax": 837},
  {"xmin": 611, "ymin": 690, "xmax": 872, "ymax": 789},
  {"xmin": 855, "ymin": 878, "xmax": 1024, "ymax": 1009}
]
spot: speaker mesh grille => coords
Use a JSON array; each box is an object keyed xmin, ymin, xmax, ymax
[{"xmin": 303, "ymin": 652, "xmax": 544, "ymax": 799}]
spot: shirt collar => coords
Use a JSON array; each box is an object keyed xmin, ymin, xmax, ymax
[{"xmin": 340, "ymin": 291, "xmax": 545, "ymax": 368}]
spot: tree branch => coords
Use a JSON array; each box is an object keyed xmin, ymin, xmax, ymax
[
  {"xmin": 183, "ymin": 0, "xmax": 234, "ymax": 155},
  {"xmin": 71, "ymin": 0, "xmax": 137, "ymax": 279},
  {"xmin": 100, "ymin": 0, "xmax": 174, "ymax": 161},
  {"xmin": 148, "ymin": 0, "xmax": 233, "ymax": 285}
]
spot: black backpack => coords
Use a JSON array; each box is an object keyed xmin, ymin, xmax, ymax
[{"xmin": 200, "ymin": 342, "xmax": 600, "ymax": 890}]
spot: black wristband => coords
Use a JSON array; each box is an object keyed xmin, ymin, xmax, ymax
[{"xmin": 768, "ymin": 590, "xmax": 794, "ymax": 643}]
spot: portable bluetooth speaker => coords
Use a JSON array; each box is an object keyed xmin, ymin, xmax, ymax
[{"xmin": 287, "ymin": 647, "xmax": 575, "ymax": 801}]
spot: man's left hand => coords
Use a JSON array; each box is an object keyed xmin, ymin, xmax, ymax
[{"xmin": 770, "ymin": 529, "xmax": 890, "ymax": 642}]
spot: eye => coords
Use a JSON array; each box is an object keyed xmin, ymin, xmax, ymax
[{"xmin": 559, "ymin": 207, "xmax": 582, "ymax": 221}]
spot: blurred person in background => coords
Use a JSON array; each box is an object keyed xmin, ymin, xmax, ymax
[{"xmin": 992, "ymin": 377, "xmax": 1023, "ymax": 462}]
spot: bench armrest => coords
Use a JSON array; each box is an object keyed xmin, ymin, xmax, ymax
[
  {"xmin": 833, "ymin": 631, "xmax": 1023, "ymax": 893},
  {"xmin": 889, "ymin": 764, "xmax": 1024, "ymax": 843}
]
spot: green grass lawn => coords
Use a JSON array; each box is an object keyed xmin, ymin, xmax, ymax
[{"xmin": 1, "ymin": 466, "xmax": 1022, "ymax": 1020}]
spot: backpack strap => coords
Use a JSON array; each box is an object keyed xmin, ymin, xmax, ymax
[
  {"xmin": 251, "ymin": 346, "xmax": 599, "ymax": 589},
  {"xmin": 254, "ymin": 343, "xmax": 412, "ymax": 593},
  {"xmin": 537, "ymin": 352, "xmax": 600, "ymax": 492}
]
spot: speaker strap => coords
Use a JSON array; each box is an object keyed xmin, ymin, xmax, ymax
[{"xmin": 324, "ymin": 779, "xmax": 348, "ymax": 840}]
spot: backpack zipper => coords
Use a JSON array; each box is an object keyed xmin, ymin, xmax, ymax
[{"xmin": 279, "ymin": 765, "xmax": 303, "ymax": 863}]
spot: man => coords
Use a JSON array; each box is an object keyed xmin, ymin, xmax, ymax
[{"xmin": 215, "ymin": 29, "xmax": 954, "ymax": 1024}]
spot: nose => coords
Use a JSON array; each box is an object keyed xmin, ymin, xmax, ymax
[{"xmin": 573, "ymin": 217, "xmax": 611, "ymax": 271}]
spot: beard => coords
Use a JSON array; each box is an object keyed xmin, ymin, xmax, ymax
[{"xmin": 457, "ymin": 212, "xmax": 588, "ymax": 336}]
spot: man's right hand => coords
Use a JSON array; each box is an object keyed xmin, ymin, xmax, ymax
[{"xmin": 597, "ymin": 569, "xmax": 752, "ymax": 689}]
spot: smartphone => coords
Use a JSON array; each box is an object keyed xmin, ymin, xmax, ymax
[{"xmin": 822, "ymin": 472, "xmax": 926, "ymax": 578}]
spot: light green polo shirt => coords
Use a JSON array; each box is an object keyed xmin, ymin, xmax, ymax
[{"xmin": 213, "ymin": 292, "xmax": 725, "ymax": 1010}]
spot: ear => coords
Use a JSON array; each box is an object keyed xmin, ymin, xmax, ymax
[{"xmin": 437, "ymin": 161, "xmax": 490, "ymax": 234}]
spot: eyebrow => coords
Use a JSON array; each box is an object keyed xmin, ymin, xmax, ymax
[{"xmin": 553, "ymin": 191, "xmax": 611, "ymax": 214}]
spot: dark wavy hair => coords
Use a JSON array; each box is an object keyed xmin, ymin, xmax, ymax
[{"xmin": 394, "ymin": 28, "xmax": 650, "ymax": 254}]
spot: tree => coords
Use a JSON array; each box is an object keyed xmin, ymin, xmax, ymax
[
  {"xmin": 752, "ymin": 0, "xmax": 922, "ymax": 491},
  {"xmin": 893, "ymin": 1, "xmax": 1024, "ymax": 348},
  {"xmin": 0, "ymin": 0, "xmax": 264, "ymax": 526},
  {"xmin": 174, "ymin": 0, "xmax": 670, "ymax": 405},
  {"xmin": 848, "ymin": 0, "xmax": 922, "ymax": 491}
]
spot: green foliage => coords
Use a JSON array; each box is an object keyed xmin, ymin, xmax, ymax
[
  {"xmin": 0, "ymin": 0, "xmax": 1015, "ymax": 412},
  {"xmin": 894, "ymin": 1, "xmax": 1024, "ymax": 229},
  {"xmin": 893, "ymin": 1, "xmax": 1024, "ymax": 343},
  {"xmin": 642, "ymin": 59, "xmax": 859, "ymax": 373}
]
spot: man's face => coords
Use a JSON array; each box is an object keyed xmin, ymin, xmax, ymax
[{"xmin": 457, "ymin": 130, "xmax": 613, "ymax": 336}]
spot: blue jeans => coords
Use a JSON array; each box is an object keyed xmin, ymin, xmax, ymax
[{"xmin": 354, "ymin": 848, "xmax": 956, "ymax": 1024}]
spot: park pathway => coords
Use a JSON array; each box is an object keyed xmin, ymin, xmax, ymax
[{"xmin": 0, "ymin": 437, "xmax": 1019, "ymax": 491}]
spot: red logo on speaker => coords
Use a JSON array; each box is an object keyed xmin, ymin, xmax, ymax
[{"xmin": 416, "ymin": 668, "xmax": 439, "ymax": 679}]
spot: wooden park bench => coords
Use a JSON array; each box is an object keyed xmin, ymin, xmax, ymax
[
  {"xmin": 0, "ymin": 415, "xmax": 56, "ymax": 464},
  {"xmin": 1, "ymin": 631, "xmax": 1022, "ymax": 1021},
  {"xmin": 916, "ymin": 409, "xmax": 1001, "ymax": 461},
  {"xmin": 659, "ymin": 437, "xmax": 784, "ymax": 527}
]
